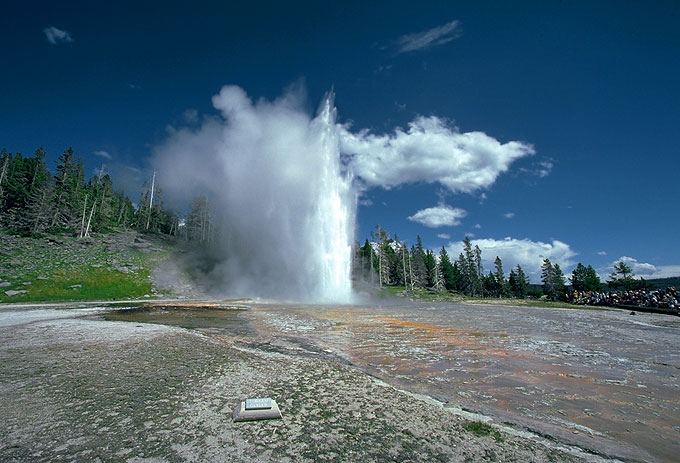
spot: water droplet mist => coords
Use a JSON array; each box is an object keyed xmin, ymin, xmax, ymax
[{"xmin": 153, "ymin": 85, "xmax": 355, "ymax": 303}]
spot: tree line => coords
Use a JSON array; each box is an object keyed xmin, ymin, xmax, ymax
[
  {"xmin": 0, "ymin": 146, "xmax": 179, "ymax": 237},
  {"xmin": 353, "ymin": 226, "xmax": 531, "ymax": 299},
  {"xmin": 355, "ymin": 225, "xmax": 650, "ymax": 301}
]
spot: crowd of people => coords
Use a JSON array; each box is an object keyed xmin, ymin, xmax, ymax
[{"xmin": 570, "ymin": 287, "xmax": 680, "ymax": 311}]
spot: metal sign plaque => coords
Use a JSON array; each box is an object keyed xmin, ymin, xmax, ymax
[{"xmin": 245, "ymin": 398, "xmax": 272, "ymax": 410}]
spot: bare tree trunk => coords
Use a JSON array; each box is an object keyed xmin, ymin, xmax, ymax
[
  {"xmin": 84, "ymin": 202, "xmax": 95, "ymax": 238},
  {"xmin": 99, "ymin": 188, "xmax": 107, "ymax": 217},
  {"xmin": 145, "ymin": 171, "xmax": 155, "ymax": 230},
  {"xmin": 117, "ymin": 201, "xmax": 125, "ymax": 225},
  {"xmin": 402, "ymin": 242, "xmax": 407, "ymax": 290},
  {"xmin": 32, "ymin": 188, "xmax": 48, "ymax": 235},
  {"xmin": 408, "ymin": 253, "xmax": 414, "ymax": 292},
  {"xmin": 51, "ymin": 169, "xmax": 67, "ymax": 227},
  {"xmin": 0, "ymin": 155, "xmax": 8, "ymax": 198},
  {"xmin": 79, "ymin": 195, "xmax": 88, "ymax": 239},
  {"xmin": 378, "ymin": 245, "xmax": 383, "ymax": 288},
  {"xmin": 369, "ymin": 247, "xmax": 374, "ymax": 285}
]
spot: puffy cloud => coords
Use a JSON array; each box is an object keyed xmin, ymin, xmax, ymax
[
  {"xmin": 437, "ymin": 233, "xmax": 451, "ymax": 240},
  {"xmin": 603, "ymin": 256, "xmax": 680, "ymax": 279},
  {"xmin": 43, "ymin": 26, "xmax": 73, "ymax": 44},
  {"xmin": 597, "ymin": 251, "xmax": 607, "ymax": 256},
  {"xmin": 340, "ymin": 116, "xmax": 534, "ymax": 193},
  {"xmin": 94, "ymin": 150, "xmax": 112, "ymax": 160},
  {"xmin": 503, "ymin": 212, "xmax": 515, "ymax": 219},
  {"xmin": 408, "ymin": 204, "xmax": 466, "ymax": 228},
  {"xmin": 396, "ymin": 20, "xmax": 462, "ymax": 53},
  {"xmin": 446, "ymin": 237, "xmax": 577, "ymax": 283}
]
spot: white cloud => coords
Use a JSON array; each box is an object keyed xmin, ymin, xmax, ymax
[
  {"xmin": 94, "ymin": 150, "xmax": 112, "ymax": 160},
  {"xmin": 602, "ymin": 256, "xmax": 680, "ymax": 280},
  {"xmin": 183, "ymin": 108, "xmax": 199, "ymax": 124},
  {"xmin": 340, "ymin": 116, "xmax": 534, "ymax": 193},
  {"xmin": 474, "ymin": 224, "xmax": 481, "ymax": 229},
  {"xmin": 396, "ymin": 20, "xmax": 462, "ymax": 53},
  {"xmin": 503, "ymin": 212, "xmax": 515, "ymax": 219},
  {"xmin": 538, "ymin": 159, "xmax": 553, "ymax": 177},
  {"xmin": 446, "ymin": 237, "xmax": 577, "ymax": 283},
  {"xmin": 43, "ymin": 26, "xmax": 73, "ymax": 44},
  {"xmin": 597, "ymin": 250, "xmax": 607, "ymax": 256},
  {"xmin": 358, "ymin": 198, "xmax": 373, "ymax": 206},
  {"xmin": 408, "ymin": 205, "xmax": 467, "ymax": 228},
  {"xmin": 437, "ymin": 233, "xmax": 451, "ymax": 240}
]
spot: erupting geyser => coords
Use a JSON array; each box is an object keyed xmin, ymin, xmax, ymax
[
  {"xmin": 153, "ymin": 85, "xmax": 355, "ymax": 303},
  {"xmin": 308, "ymin": 94, "xmax": 355, "ymax": 302}
]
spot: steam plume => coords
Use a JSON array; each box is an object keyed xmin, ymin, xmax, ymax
[{"xmin": 153, "ymin": 85, "xmax": 355, "ymax": 302}]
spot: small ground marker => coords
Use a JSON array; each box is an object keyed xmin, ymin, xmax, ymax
[{"xmin": 233, "ymin": 397, "xmax": 282, "ymax": 422}]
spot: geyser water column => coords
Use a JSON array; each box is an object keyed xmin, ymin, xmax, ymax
[
  {"xmin": 308, "ymin": 93, "xmax": 355, "ymax": 303},
  {"xmin": 155, "ymin": 85, "xmax": 355, "ymax": 303}
]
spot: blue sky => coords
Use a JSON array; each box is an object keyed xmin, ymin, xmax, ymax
[{"xmin": 1, "ymin": 1, "xmax": 679, "ymax": 282}]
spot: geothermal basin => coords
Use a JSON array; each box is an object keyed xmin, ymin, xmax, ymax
[{"xmin": 1, "ymin": 300, "xmax": 678, "ymax": 462}]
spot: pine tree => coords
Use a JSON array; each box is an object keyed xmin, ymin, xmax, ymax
[
  {"xmin": 411, "ymin": 235, "xmax": 428, "ymax": 288},
  {"xmin": 370, "ymin": 225, "xmax": 390, "ymax": 287},
  {"xmin": 52, "ymin": 147, "xmax": 83, "ymax": 229},
  {"xmin": 583, "ymin": 265, "xmax": 602, "ymax": 292},
  {"xmin": 439, "ymin": 247, "xmax": 456, "ymax": 290},
  {"xmin": 482, "ymin": 272, "xmax": 497, "ymax": 297},
  {"xmin": 570, "ymin": 263, "xmax": 587, "ymax": 292},
  {"xmin": 608, "ymin": 261, "xmax": 634, "ymax": 290},
  {"xmin": 493, "ymin": 256, "xmax": 507, "ymax": 297},
  {"xmin": 355, "ymin": 239, "xmax": 377, "ymax": 284},
  {"xmin": 541, "ymin": 259, "xmax": 555, "ymax": 299},
  {"xmin": 1, "ymin": 152, "xmax": 30, "ymax": 230},
  {"xmin": 542, "ymin": 259, "xmax": 566, "ymax": 300},
  {"xmin": 24, "ymin": 147, "xmax": 53, "ymax": 234},
  {"xmin": 433, "ymin": 260, "xmax": 445, "ymax": 292},
  {"xmin": 185, "ymin": 196, "xmax": 212, "ymax": 242},
  {"xmin": 508, "ymin": 264, "xmax": 530, "ymax": 298},
  {"xmin": 457, "ymin": 237, "xmax": 481, "ymax": 296},
  {"xmin": 424, "ymin": 249, "xmax": 437, "ymax": 287}
]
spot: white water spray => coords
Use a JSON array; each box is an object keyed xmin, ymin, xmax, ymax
[
  {"xmin": 308, "ymin": 93, "xmax": 355, "ymax": 302},
  {"xmin": 153, "ymin": 86, "xmax": 355, "ymax": 303}
]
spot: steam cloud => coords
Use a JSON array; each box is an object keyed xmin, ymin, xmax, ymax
[
  {"xmin": 153, "ymin": 85, "xmax": 354, "ymax": 302},
  {"xmin": 153, "ymin": 85, "xmax": 533, "ymax": 302}
]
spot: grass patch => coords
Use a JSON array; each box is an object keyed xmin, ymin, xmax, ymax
[
  {"xmin": 0, "ymin": 230, "xmax": 173, "ymax": 303},
  {"xmin": 0, "ymin": 267, "xmax": 152, "ymax": 303},
  {"xmin": 378, "ymin": 286, "xmax": 465, "ymax": 302},
  {"xmin": 462, "ymin": 420, "xmax": 504, "ymax": 442}
]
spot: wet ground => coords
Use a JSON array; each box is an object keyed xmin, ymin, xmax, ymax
[
  {"xmin": 2, "ymin": 299, "xmax": 679, "ymax": 462},
  {"xmin": 1, "ymin": 302, "xmax": 599, "ymax": 463},
  {"xmin": 232, "ymin": 301, "xmax": 679, "ymax": 463}
]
